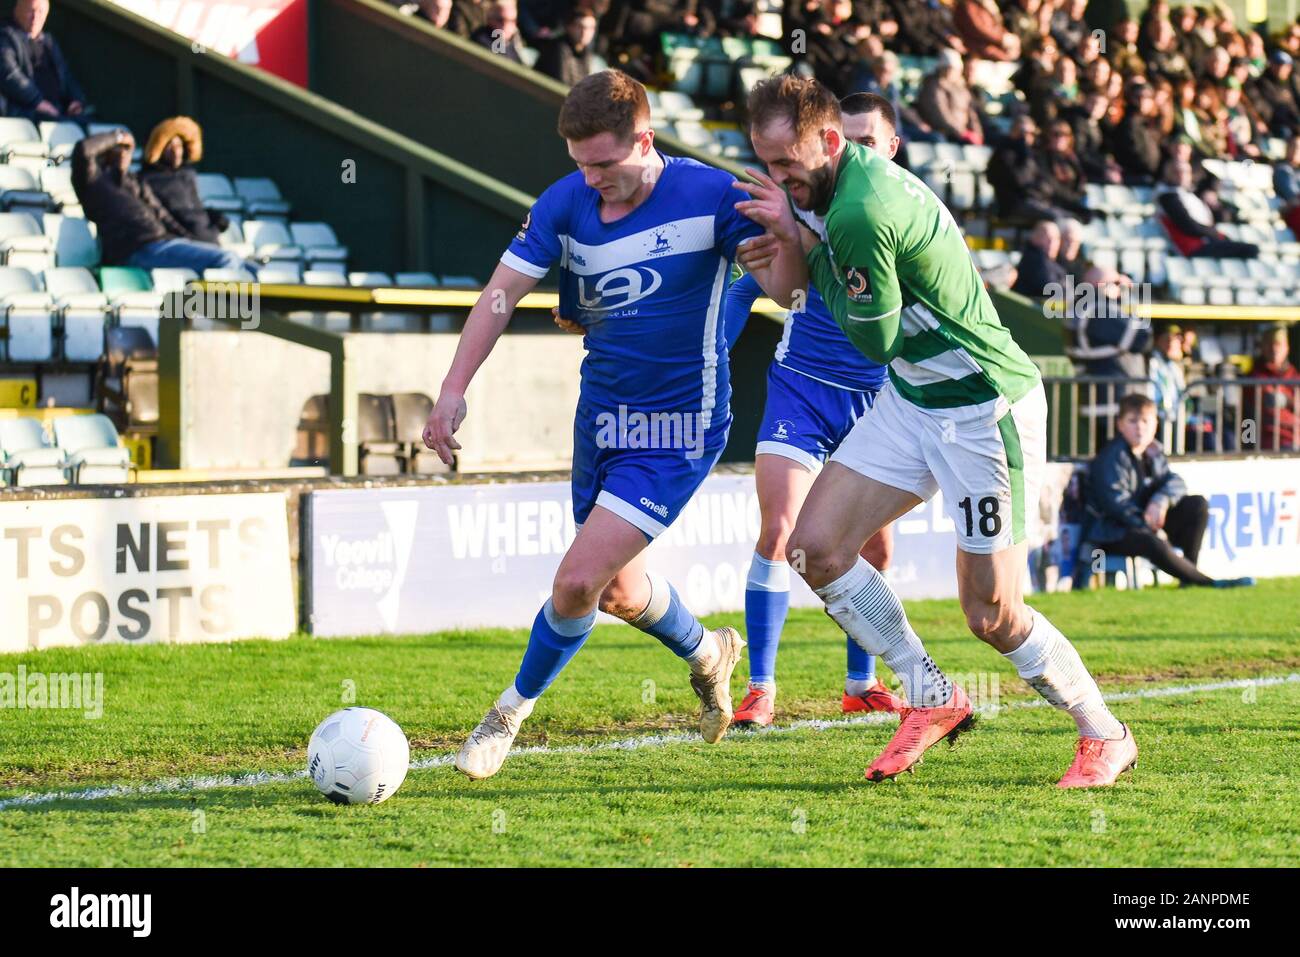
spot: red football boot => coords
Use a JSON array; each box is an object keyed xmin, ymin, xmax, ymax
[
  {"xmin": 865, "ymin": 685, "xmax": 974, "ymax": 781},
  {"xmin": 842, "ymin": 677, "xmax": 905, "ymax": 714}
]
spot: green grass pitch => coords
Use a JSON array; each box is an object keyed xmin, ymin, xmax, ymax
[{"xmin": 1, "ymin": 578, "xmax": 1298, "ymax": 867}]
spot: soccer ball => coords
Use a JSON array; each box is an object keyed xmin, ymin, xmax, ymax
[{"xmin": 308, "ymin": 708, "xmax": 410, "ymax": 805}]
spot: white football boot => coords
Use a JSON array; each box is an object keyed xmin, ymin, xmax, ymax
[
  {"xmin": 689, "ymin": 626, "xmax": 746, "ymax": 743},
  {"xmin": 455, "ymin": 690, "xmax": 535, "ymax": 780}
]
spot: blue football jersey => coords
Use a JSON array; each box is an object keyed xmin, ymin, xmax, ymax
[
  {"xmin": 502, "ymin": 153, "xmax": 762, "ymax": 429},
  {"xmin": 724, "ymin": 272, "xmax": 887, "ymax": 393}
]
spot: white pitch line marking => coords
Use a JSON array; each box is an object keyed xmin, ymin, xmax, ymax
[{"xmin": 0, "ymin": 673, "xmax": 1294, "ymax": 811}]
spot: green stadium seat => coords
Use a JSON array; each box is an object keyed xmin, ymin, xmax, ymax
[{"xmin": 98, "ymin": 266, "xmax": 152, "ymax": 295}]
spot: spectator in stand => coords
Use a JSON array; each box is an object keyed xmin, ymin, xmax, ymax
[
  {"xmin": 1148, "ymin": 323, "xmax": 1188, "ymax": 438},
  {"xmin": 1276, "ymin": 135, "xmax": 1300, "ymax": 236},
  {"xmin": 536, "ymin": 8, "xmax": 600, "ymax": 86},
  {"xmin": 1156, "ymin": 159, "xmax": 1259, "ymax": 259},
  {"xmin": 0, "ymin": 0, "xmax": 88, "ymax": 120},
  {"xmin": 1249, "ymin": 50, "xmax": 1300, "ymax": 139},
  {"xmin": 472, "ymin": 0, "xmax": 531, "ymax": 64},
  {"xmin": 1243, "ymin": 326, "xmax": 1300, "ymax": 452},
  {"xmin": 1108, "ymin": 17, "xmax": 1146, "ymax": 77},
  {"xmin": 1066, "ymin": 90, "xmax": 1124, "ymax": 183},
  {"xmin": 1222, "ymin": 78, "xmax": 1262, "ymax": 159},
  {"xmin": 138, "ymin": 117, "xmax": 227, "ymax": 246},
  {"xmin": 988, "ymin": 114, "xmax": 1068, "ymax": 221},
  {"xmin": 1006, "ymin": 0, "xmax": 1045, "ymax": 54},
  {"xmin": 953, "ymin": 0, "xmax": 1020, "ymax": 62},
  {"xmin": 863, "ymin": 50, "xmax": 938, "ymax": 149},
  {"xmin": 1057, "ymin": 217, "xmax": 1089, "ymax": 281},
  {"xmin": 72, "ymin": 128, "xmax": 254, "ymax": 274},
  {"xmin": 884, "ymin": 0, "xmax": 964, "ymax": 58},
  {"xmin": 1012, "ymin": 218, "xmax": 1068, "ymax": 297},
  {"xmin": 915, "ymin": 48, "xmax": 983, "ymax": 145},
  {"xmin": 1049, "ymin": 0, "xmax": 1088, "ymax": 57},
  {"xmin": 1041, "ymin": 119, "xmax": 1091, "ymax": 221},
  {"xmin": 516, "ymin": 0, "xmax": 568, "ymax": 43},
  {"xmin": 1064, "ymin": 265, "xmax": 1149, "ymax": 447},
  {"xmin": 1112, "ymin": 81, "xmax": 1163, "ymax": 184},
  {"xmin": 1140, "ymin": 14, "xmax": 1190, "ymax": 79},
  {"xmin": 1078, "ymin": 393, "xmax": 1251, "ymax": 589},
  {"xmin": 401, "ymin": 0, "xmax": 454, "ymax": 29},
  {"xmin": 447, "ymin": 0, "xmax": 489, "ymax": 37},
  {"xmin": 1190, "ymin": 80, "xmax": 1229, "ymax": 159}
]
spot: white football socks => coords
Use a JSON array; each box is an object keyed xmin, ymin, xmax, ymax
[
  {"xmin": 1003, "ymin": 610, "xmax": 1124, "ymax": 740},
  {"xmin": 500, "ymin": 683, "xmax": 536, "ymax": 717},
  {"xmin": 844, "ymin": 676, "xmax": 873, "ymax": 697},
  {"xmin": 815, "ymin": 557, "xmax": 952, "ymax": 707}
]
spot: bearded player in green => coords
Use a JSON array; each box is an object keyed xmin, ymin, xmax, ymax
[{"xmin": 732, "ymin": 76, "xmax": 1137, "ymax": 788}]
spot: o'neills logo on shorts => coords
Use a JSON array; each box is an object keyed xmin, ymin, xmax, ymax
[{"xmin": 639, "ymin": 497, "xmax": 670, "ymax": 518}]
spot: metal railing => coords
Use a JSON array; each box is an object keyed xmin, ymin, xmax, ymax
[{"xmin": 1042, "ymin": 375, "xmax": 1300, "ymax": 460}]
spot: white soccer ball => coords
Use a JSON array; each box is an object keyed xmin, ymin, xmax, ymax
[{"xmin": 308, "ymin": 708, "xmax": 410, "ymax": 805}]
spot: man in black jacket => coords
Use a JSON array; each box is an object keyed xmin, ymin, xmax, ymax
[
  {"xmin": 1012, "ymin": 218, "xmax": 1068, "ymax": 298},
  {"xmin": 988, "ymin": 114, "xmax": 1068, "ymax": 222},
  {"xmin": 0, "ymin": 0, "xmax": 88, "ymax": 120},
  {"xmin": 1077, "ymin": 393, "xmax": 1252, "ymax": 589},
  {"xmin": 72, "ymin": 129, "xmax": 252, "ymax": 273},
  {"xmin": 535, "ymin": 8, "xmax": 599, "ymax": 86}
]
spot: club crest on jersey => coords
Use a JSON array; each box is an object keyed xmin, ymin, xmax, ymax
[
  {"xmin": 646, "ymin": 224, "xmax": 679, "ymax": 256},
  {"xmin": 845, "ymin": 267, "xmax": 873, "ymax": 303}
]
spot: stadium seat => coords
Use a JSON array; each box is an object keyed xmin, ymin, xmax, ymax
[
  {"xmin": 257, "ymin": 263, "xmax": 304, "ymax": 284},
  {"xmin": 43, "ymin": 266, "xmax": 109, "ymax": 362},
  {"xmin": 394, "ymin": 271, "xmax": 438, "ymax": 287},
  {"xmin": 216, "ymin": 217, "xmax": 253, "ymax": 258},
  {"xmin": 195, "ymin": 173, "xmax": 244, "ymax": 215},
  {"xmin": 713, "ymin": 127, "xmax": 752, "ymax": 160},
  {"xmin": 303, "ymin": 269, "xmax": 347, "ymax": 286},
  {"xmin": 438, "ymin": 274, "xmax": 479, "ymax": 288},
  {"xmin": 101, "ymin": 266, "xmax": 162, "ymax": 345},
  {"xmin": 0, "ymin": 166, "xmax": 55, "ymax": 217},
  {"xmin": 672, "ymin": 121, "xmax": 717, "ymax": 153},
  {"xmin": 95, "ymin": 325, "xmax": 159, "ymax": 435},
  {"xmin": 356, "ymin": 393, "xmax": 403, "ymax": 475},
  {"xmin": 0, "ymin": 417, "xmax": 66, "ymax": 486},
  {"xmin": 53, "ymin": 412, "xmax": 132, "ymax": 484},
  {"xmin": 39, "ymin": 121, "xmax": 84, "ymax": 163},
  {"xmin": 0, "ymin": 212, "xmax": 55, "ymax": 271},
  {"xmin": 0, "ymin": 264, "xmax": 54, "ymax": 362},
  {"xmin": 655, "ymin": 91, "xmax": 705, "ymax": 122},
  {"xmin": 0, "ymin": 118, "xmax": 48, "ymax": 162},
  {"xmin": 391, "ymin": 391, "xmax": 447, "ymax": 473},
  {"xmin": 203, "ymin": 267, "xmax": 256, "ymax": 282},
  {"xmin": 43, "ymin": 214, "xmax": 100, "ymax": 268},
  {"xmin": 233, "ymin": 177, "xmax": 290, "ymax": 219},
  {"xmin": 348, "ymin": 271, "xmax": 393, "ymax": 287},
  {"xmin": 149, "ymin": 267, "xmax": 198, "ymax": 294},
  {"xmin": 38, "ymin": 166, "xmax": 79, "ymax": 213},
  {"xmin": 241, "ymin": 219, "xmax": 303, "ymax": 263},
  {"xmin": 289, "ymin": 222, "xmax": 349, "ymax": 266}
]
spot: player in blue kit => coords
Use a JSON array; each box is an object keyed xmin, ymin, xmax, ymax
[
  {"xmin": 423, "ymin": 70, "xmax": 808, "ymax": 780},
  {"xmin": 724, "ymin": 94, "xmax": 907, "ymax": 727}
]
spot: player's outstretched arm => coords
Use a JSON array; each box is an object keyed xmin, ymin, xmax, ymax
[{"xmin": 423, "ymin": 261, "xmax": 539, "ymax": 465}]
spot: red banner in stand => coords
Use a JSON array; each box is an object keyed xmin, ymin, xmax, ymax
[{"xmin": 109, "ymin": 0, "xmax": 308, "ymax": 87}]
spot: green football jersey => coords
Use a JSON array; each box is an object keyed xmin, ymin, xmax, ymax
[{"xmin": 806, "ymin": 142, "xmax": 1040, "ymax": 409}]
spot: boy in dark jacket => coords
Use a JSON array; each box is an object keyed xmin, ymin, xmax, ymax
[
  {"xmin": 1078, "ymin": 393, "xmax": 1252, "ymax": 589},
  {"xmin": 139, "ymin": 116, "xmax": 228, "ymax": 245}
]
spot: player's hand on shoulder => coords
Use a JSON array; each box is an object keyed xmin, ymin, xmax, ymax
[
  {"xmin": 736, "ymin": 233, "xmax": 781, "ymax": 272},
  {"xmin": 551, "ymin": 306, "xmax": 584, "ymax": 336},
  {"xmin": 424, "ymin": 391, "xmax": 467, "ymax": 466}
]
